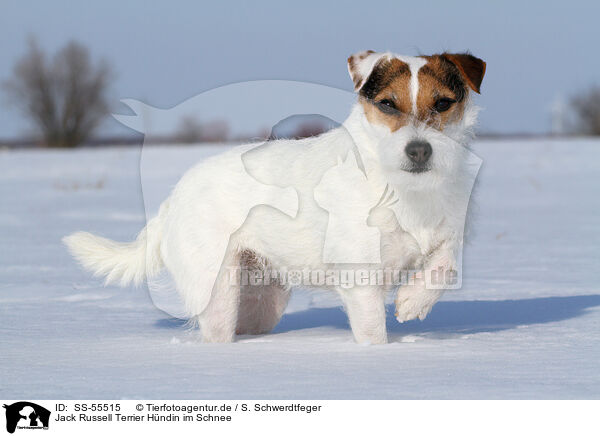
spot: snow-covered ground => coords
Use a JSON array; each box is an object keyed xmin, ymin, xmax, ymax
[{"xmin": 1, "ymin": 138, "xmax": 599, "ymax": 399}]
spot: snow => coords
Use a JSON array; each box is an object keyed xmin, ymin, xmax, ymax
[{"xmin": 1, "ymin": 138, "xmax": 599, "ymax": 399}]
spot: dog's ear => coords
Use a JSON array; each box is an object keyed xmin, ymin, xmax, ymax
[
  {"xmin": 347, "ymin": 50, "xmax": 387, "ymax": 92},
  {"xmin": 442, "ymin": 53, "xmax": 486, "ymax": 94}
]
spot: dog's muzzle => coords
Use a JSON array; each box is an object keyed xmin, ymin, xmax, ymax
[{"xmin": 404, "ymin": 140, "xmax": 432, "ymax": 173}]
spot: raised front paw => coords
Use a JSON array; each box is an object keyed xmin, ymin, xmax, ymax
[{"xmin": 394, "ymin": 289, "xmax": 441, "ymax": 323}]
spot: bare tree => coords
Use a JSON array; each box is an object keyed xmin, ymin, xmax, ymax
[
  {"xmin": 570, "ymin": 86, "xmax": 600, "ymax": 135},
  {"xmin": 174, "ymin": 116, "xmax": 230, "ymax": 143},
  {"xmin": 3, "ymin": 38, "xmax": 112, "ymax": 147},
  {"xmin": 291, "ymin": 120, "xmax": 330, "ymax": 139},
  {"xmin": 269, "ymin": 114, "xmax": 337, "ymax": 140},
  {"xmin": 199, "ymin": 120, "xmax": 229, "ymax": 142},
  {"xmin": 175, "ymin": 116, "xmax": 204, "ymax": 143}
]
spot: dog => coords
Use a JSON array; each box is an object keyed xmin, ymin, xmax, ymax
[{"xmin": 64, "ymin": 51, "xmax": 485, "ymax": 344}]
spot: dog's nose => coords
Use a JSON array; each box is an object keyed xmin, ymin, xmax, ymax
[{"xmin": 405, "ymin": 140, "xmax": 432, "ymax": 164}]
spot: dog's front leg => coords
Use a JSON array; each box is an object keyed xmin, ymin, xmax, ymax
[
  {"xmin": 338, "ymin": 286, "xmax": 387, "ymax": 344},
  {"xmin": 395, "ymin": 239, "xmax": 459, "ymax": 323}
]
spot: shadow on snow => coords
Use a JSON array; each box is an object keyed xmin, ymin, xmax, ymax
[{"xmin": 155, "ymin": 294, "xmax": 600, "ymax": 338}]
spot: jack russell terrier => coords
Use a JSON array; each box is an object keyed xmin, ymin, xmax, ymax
[{"xmin": 65, "ymin": 51, "xmax": 486, "ymax": 344}]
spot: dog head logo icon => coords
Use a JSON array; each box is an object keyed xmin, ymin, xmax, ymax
[{"xmin": 3, "ymin": 402, "xmax": 50, "ymax": 434}]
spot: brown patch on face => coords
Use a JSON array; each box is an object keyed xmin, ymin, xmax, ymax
[
  {"xmin": 442, "ymin": 53, "xmax": 486, "ymax": 93},
  {"xmin": 356, "ymin": 53, "xmax": 485, "ymax": 132},
  {"xmin": 358, "ymin": 58, "xmax": 413, "ymax": 132},
  {"xmin": 415, "ymin": 55, "xmax": 469, "ymax": 128}
]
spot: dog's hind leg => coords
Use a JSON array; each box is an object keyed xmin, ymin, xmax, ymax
[
  {"xmin": 236, "ymin": 282, "xmax": 290, "ymax": 335},
  {"xmin": 194, "ymin": 249, "xmax": 242, "ymax": 343},
  {"xmin": 235, "ymin": 250, "xmax": 291, "ymax": 335}
]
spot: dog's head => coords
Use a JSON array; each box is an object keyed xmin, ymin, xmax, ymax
[{"xmin": 348, "ymin": 51, "xmax": 485, "ymax": 189}]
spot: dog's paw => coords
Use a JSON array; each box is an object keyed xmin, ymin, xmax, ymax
[{"xmin": 394, "ymin": 289, "xmax": 440, "ymax": 323}]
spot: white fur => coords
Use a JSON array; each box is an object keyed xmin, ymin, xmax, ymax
[
  {"xmin": 64, "ymin": 53, "xmax": 481, "ymax": 344},
  {"xmin": 395, "ymin": 55, "xmax": 427, "ymax": 115}
]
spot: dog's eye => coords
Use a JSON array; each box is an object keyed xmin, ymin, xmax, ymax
[
  {"xmin": 376, "ymin": 99, "xmax": 398, "ymax": 114},
  {"xmin": 433, "ymin": 98, "xmax": 456, "ymax": 113}
]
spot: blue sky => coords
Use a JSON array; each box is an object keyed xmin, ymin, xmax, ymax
[{"xmin": 1, "ymin": 0, "xmax": 599, "ymax": 138}]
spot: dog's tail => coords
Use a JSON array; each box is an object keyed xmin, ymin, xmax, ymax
[{"xmin": 63, "ymin": 201, "xmax": 169, "ymax": 287}]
